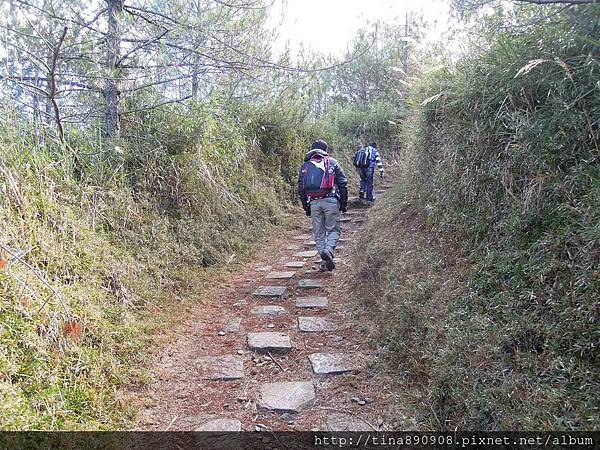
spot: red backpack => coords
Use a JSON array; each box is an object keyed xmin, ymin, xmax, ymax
[{"xmin": 301, "ymin": 155, "xmax": 335, "ymax": 199}]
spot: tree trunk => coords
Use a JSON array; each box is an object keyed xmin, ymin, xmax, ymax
[
  {"xmin": 403, "ymin": 11, "xmax": 409, "ymax": 78},
  {"xmin": 104, "ymin": 0, "xmax": 124, "ymax": 138}
]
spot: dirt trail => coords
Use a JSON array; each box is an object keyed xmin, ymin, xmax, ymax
[{"xmin": 134, "ymin": 190, "xmax": 402, "ymax": 432}]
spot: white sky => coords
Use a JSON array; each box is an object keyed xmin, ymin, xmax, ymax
[{"xmin": 268, "ymin": 0, "xmax": 453, "ymax": 57}]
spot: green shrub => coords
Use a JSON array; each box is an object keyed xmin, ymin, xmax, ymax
[
  {"xmin": 0, "ymin": 100, "xmax": 312, "ymax": 429},
  {"xmin": 351, "ymin": 5, "xmax": 599, "ymax": 430}
]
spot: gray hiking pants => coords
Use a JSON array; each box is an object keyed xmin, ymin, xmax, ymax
[{"xmin": 310, "ymin": 197, "xmax": 341, "ymax": 254}]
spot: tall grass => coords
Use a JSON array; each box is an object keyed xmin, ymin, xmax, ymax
[
  {"xmin": 351, "ymin": 5, "xmax": 599, "ymax": 430},
  {"xmin": 0, "ymin": 99, "xmax": 315, "ymax": 429}
]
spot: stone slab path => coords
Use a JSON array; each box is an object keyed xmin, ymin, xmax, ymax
[{"xmin": 135, "ymin": 186, "xmax": 400, "ymax": 432}]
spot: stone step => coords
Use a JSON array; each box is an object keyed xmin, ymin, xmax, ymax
[
  {"xmin": 308, "ymin": 353, "xmax": 366, "ymax": 374},
  {"xmin": 258, "ymin": 381, "xmax": 316, "ymax": 413},
  {"xmin": 294, "ymin": 250, "xmax": 318, "ymax": 258},
  {"xmin": 286, "ymin": 244, "xmax": 301, "ymax": 251},
  {"xmin": 251, "ymin": 305, "xmax": 287, "ymax": 316},
  {"xmin": 295, "ymin": 296, "xmax": 328, "ymax": 309},
  {"xmin": 303, "ymin": 240, "xmax": 316, "ymax": 246},
  {"xmin": 197, "ymin": 355, "xmax": 244, "ymax": 380},
  {"xmin": 340, "ymin": 217, "xmax": 352, "ymax": 223},
  {"xmin": 326, "ymin": 413, "xmax": 373, "ymax": 431},
  {"xmin": 253, "ymin": 286, "xmax": 287, "ymax": 298},
  {"xmin": 293, "ymin": 234, "xmax": 312, "ymax": 240},
  {"xmin": 196, "ymin": 418, "xmax": 242, "ymax": 431},
  {"xmin": 247, "ymin": 332, "xmax": 292, "ymax": 352},
  {"xmin": 298, "ymin": 316, "xmax": 337, "ymax": 332},
  {"xmin": 284, "ymin": 261, "xmax": 305, "ymax": 268},
  {"xmin": 266, "ymin": 271, "xmax": 295, "ymax": 280},
  {"xmin": 224, "ymin": 317, "xmax": 241, "ymax": 333},
  {"xmin": 298, "ymin": 279, "xmax": 324, "ymax": 289}
]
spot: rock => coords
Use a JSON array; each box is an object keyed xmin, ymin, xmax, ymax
[
  {"xmin": 294, "ymin": 250, "xmax": 319, "ymax": 258},
  {"xmin": 266, "ymin": 271, "xmax": 295, "ymax": 280},
  {"xmin": 293, "ymin": 234, "xmax": 312, "ymax": 240},
  {"xmin": 255, "ymin": 266, "xmax": 272, "ymax": 272},
  {"xmin": 195, "ymin": 418, "xmax": 242, "ymax": 432},
  {"xmin": 308, "ymin": 353, "xmax": 366, "ymax": 374},
  {"xmin": 247, "ymin": 332, "xmax": 292, "ymax": 352},
  {"xmin": 267, "ymin": 324, "xmax": 275, "ymax": 329},
  {"xmin": 365, "ymin": 397, "xmax": 374, "ymax": 404},
  {"xmin": 295, "ymin": 296, "xmax": 328, "ymax": 308},
  {"xmin": 250, "ymin": 305, "xmax": 287, "ymax": 316},
  {"xmin": 253, "ymin": 286, "xmax": 287, "ymax": 298},
  {"xmin": 325, "ymin": 413, "xmax": 373, "ymax": 431},
  {"xmin": 286, "ymin": 245, "xmax": 301, "ymax": 250},
  {"xmin": 237, "ymin": 350, "xmax": 244, "ymax": 355},
  {"xmin": 298, "ymin": 279, "xmax": 324, "ymax": 289},
  {"xmin": 351, "ymin": 397, "xmax": 360, "ymax": 403},
  {"xmin": 298, "ymin": 316, "xmax": 337, "ymax": 332},
  {"xmin": 284, "ymin": 261, "xmax": 305, "ymax": 268},
  {"xmin": 340, "ymin": 217, "xmax": 352, "ymax": 223},
  {"xmin": 358, "ymin": 401, "xmax": 366, "ymax": 406},
  {"xmin": 197, "ymin": 355, "xmax": 244, "ymax": 380},
  {"xmin": 218, "ymin": 331, "xmax": 226, "ymax": 336},
  {"xmin": 258, "ymin": 381, "xmax": 316, "ymax": 413},
  {"xmin": 225, "ymin": 317, "xmax": 242, "ymax": 333}
]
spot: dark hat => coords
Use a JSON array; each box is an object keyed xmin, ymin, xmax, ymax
[{"xmin": 311, "ymin": 139, "xmax": 329, "ymax": 151}]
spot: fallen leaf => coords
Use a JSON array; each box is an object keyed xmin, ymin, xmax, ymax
[{"xmin": 63, "ymin": 320, "xmax": 83, "ymax": 340}]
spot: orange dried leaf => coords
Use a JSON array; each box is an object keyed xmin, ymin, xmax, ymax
[
  {"xmin": 0, "ymin": 259, "xmax": 6, "ymax": 270},
  {"xmin": 63, "ymin": 321, "xmax": 83, "ymax": 339}
]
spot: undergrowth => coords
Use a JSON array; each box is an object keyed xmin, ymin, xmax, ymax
[
  {"xmin": 0, "ymin": 99, "xmax": 313, "ymax": 429},
  {"xmin": 351, "ymin": 5, "xmax": 599, "ymax": 430}
]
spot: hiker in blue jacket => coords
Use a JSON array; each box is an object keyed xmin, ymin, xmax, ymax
[
  {"xmin": 298, "ymin": 139, "xmax": 348, "ymax": 272},
  {"xmin": 354, "ymin": 142, "xmax": 384, "ymax": 204}
]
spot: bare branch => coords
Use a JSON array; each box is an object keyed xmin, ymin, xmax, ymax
[
  {"xmin": 120, "ymin": 95, "xmax": 193, "ymax": 114},
  {"xmin": 514, "ymin": 0, "xmax": 598, "ymax": 4}
]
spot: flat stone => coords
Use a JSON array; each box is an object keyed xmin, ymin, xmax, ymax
[
  {"xmin": 266, "ymin": 271, "xmax": 295, "ymax": 280},
  {"xmin": 296, "ymin": 297, "xmax": 328, "ymax": 308},
  {"xmin": 286, "ymin": 244, "xmax": 301, "ymax": 250},
  {"xmin": 196, "ymin": 418, "xmax": 242, "ymax": 431},
  {"xmin": 251, "ymin": 305, "xmax": 287, "ymax": 316},
  {"xmin": 247, "ymin": 332, "xmax": 292, "ymax": 352},
  {"xmin": 255, "ymin": 266, "xmax": 272, "ymax": 272},
  {"xmin": 340, "ymin": 217, "xmax": 352, "ymax": 222},
  {"xmin": 298, "ymin": 279, "xmax": 324, "ymax": 289},
  {"xmin": 197, "ymin": 355, "xmax": 244, "ymax": 380},
  {"xmin": 294, "ymin": 250, "xmax": 318, "ymax": 258},
  {"xmin": 308, "ymin": 353, "xmax": 366, "ymax": 374},
  {"xmin": 225, "ymin": 317, "xmax": 242, "ymax": 332},
  {"xmin": 258, "ymin": 381, "xmax": 316, "ymax": 413},
  {"xmin": 326, "ymin": 413, "xmax": 373, "ymax": 431},
  {"xmin": 298, "ymin": 317, "xmax": 337, "ymax": 332},
  {"xmin": 293, "ymin": 234, "xmax": 312, "ymax": 240},
  {"xmin": 303, "ymin": 240, "xmax": 316, "ymax": 246},
  {"xmin": 284, "ymin": 261, "xmax": 305, "ymax": 268},
  {"xmin": 253, "ymin": 286, "xmax": 287, "ymax": 298}
]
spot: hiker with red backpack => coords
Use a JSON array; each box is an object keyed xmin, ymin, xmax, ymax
[
  {"xmin": 353, "ymin": 142, "xmax": 384, "ymax": 204},
  {"xmin": 298, "ymin": 139, "xmax": 348, "ymax": 272}
]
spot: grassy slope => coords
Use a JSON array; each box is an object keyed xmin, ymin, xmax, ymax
[
  {"xmin": 0, "ymin": 103, "xmax": 311, "ymax": 429},
  {"xmin": 350, "ymin": 6, "xmax": 599, "ymax": 430}
]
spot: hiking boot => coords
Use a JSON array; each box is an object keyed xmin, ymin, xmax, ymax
[
  {"xmin": 320, "ymin": 249, "xmax": 335, "ymax": 271},
  {"xmin": 358, "ymin": 191, "xmax": 365, "ymax": 199}
]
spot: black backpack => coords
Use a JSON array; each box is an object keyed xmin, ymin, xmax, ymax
[{"xmin": 353, "ymin": 146, "xmax": 372, "ymax": 168}]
